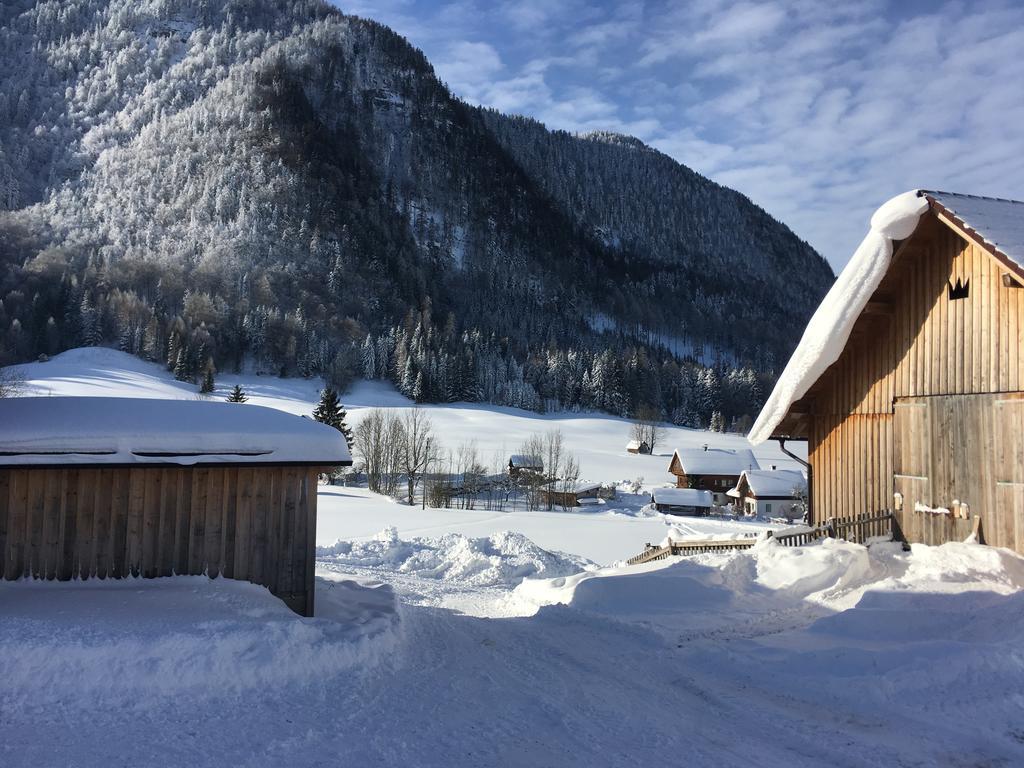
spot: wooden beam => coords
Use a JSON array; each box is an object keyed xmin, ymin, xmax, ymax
[{"xmin": 1003, "ymin": 272, "xmax": 1023, "ymax": 288}]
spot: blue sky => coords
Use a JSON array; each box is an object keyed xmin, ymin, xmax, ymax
[{"xmin": 334, "ymin": 0, "xmax": 1024, "ymax": 269}]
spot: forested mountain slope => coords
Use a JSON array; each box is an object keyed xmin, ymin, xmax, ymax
[{"xmin": 0, "ymin": 0, "xmax": 833, "ymax": 428}]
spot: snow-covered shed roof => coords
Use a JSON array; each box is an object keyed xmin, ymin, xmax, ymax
[
  {"xmin": 626, "ymin": 439, "xmax": 642, "ymax": 450},
  {"xmin": 748, "ymin": 189, "xmax": 1024, "ymax": 445},
  {"xmin": 0, "ymin": 397, "xmax": 351, "ymax": 467},
  {"xmin": 509, "ymin": 454, "xmax": 543, "ymax": 469},
  {"xmin": 652, "ymin": 487, "xmax": 713, "ymax": 507},
  {"xmin": 727, "ymin": 469, "xmax": 806, "ymax": 499},
  {"xmin": 670, "ymin": 447, "xmax": 759, "ymax": 476}
]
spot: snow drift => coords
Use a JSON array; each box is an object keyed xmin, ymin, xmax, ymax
[
  {"xmin": 749, "ymin": 190, "xmax": 930, "ymax": 444},
  {"xmin": 317, "ymin": 528, "xmax": 592, "ymax": 588}
]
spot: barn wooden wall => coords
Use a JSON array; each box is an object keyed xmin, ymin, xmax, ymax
[
  {"xmin": 807, "ymin": 213, "xmax": 1024, "ymax": 550},
  {"xmin": 0, "ymin": 465, "xmax": 320, "ymax": 616}
]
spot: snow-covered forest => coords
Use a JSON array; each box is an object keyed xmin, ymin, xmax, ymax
[{"xmin": 0, "ymin": 0, "xmax": 832, "ymax": 430}]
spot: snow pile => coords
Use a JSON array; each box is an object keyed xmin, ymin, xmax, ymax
[
  {"xmin": 0, "ymin": 576, "xmax": 399, "ymax": 708},
  {"xmin": 749, "ymin": 190, "xmax": 930, "ymax": 444},
  {"xmin": 513, "ymin": 536, "xmax": 1024, "ymax": 623},
  {"xmin": 317, "ymin": 528, "xmax": 591, "ymax": 587}
]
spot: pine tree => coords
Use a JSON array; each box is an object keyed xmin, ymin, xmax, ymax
[
  {"xmin": 312, "ymin": 388, "xmax": 353, "ymax": 449},
  {"xmin": 200, "ymin": 358, "xmax": 215, "ymax": 393},
  {"xmin": 226, "ymin": 384, "xmax": 248, "ymax": 403}
]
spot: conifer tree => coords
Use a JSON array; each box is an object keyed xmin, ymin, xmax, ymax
[
  {"xmin": 226, "ymin": 384, "xmax": 248, "ymax": 403},
  {"xmin": 200, "ymin": 358, "xmax": 215, "ymax": 393},
  {"xmin": 313, "ymin": 387, "xmax": 354, "ymax": 449}
]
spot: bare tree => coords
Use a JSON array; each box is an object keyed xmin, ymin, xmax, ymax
[
  {"xmin": 354, "ymin": 409, "xmax": 405, "ymax": 496},
  {"xmin": 630, "ymin": 405, "xmax": 665, "ymax": 454},
  {"xmin": 0, "ymin": 368, "xmax": 26, "ymax": 398},
  {"xmin": 399, "ymin": 408, "xmax": 436, "ymax": 505}
]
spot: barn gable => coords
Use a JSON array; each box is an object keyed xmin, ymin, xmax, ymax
[{"xmin": 749, "ymin": 190, "xmax": 1024, "ymax": 552}]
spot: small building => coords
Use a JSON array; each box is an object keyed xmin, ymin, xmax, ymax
[
  {"xmin": 651, "ymin": 487, "xmax": 713, "ymax": 516},
  {"xmin": 544, "ymin": 481, "xmax": 602, "ymax": 508},
  {"xmin": 0, "ymin": 397, "xmax": 350, "ymax": 616},
  {"xmin": 727, "ymin": 469, "xmax": 807, "ymax": 520},
  {"xmin": 749, "ymin": 190, "xmax": 1024, "ymax": 553},
  {"xmin": 626, "ymin": 440, "xmax": 651, "ymax": 455},
  {"xmin": 668, "ymin": 447, "xmax": 760, "ymax": 505},
  {"xmin": 508, "ymin": 454, "xmax": 543, "ymax": 479}
]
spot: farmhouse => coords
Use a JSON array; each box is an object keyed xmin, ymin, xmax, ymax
[
  {"xmin": 668, "ymin": 447, "xmax": 760, "ymax": 505},
  {"xmin": 651, "ymin": 487, "xmax": 713, "ymax": 516},
  {"xmin": 727, "ymin": 469, "xmax": 807, "ymax": 520},
  {"xmin": 508, "ymin": 454, "xmax": 543, "ymax": 479},
  {"xmin": 626, "ymin": 440, "xmax": 651, "ymax": 455},
  {"xmin": 543, "ymin": 481, "xmax": 602, "ymax": 508},
  {"xmin": 750, "ymin": 190, "xmax": 1024, "ymax": 553},
  {"xmin": 0, "ymin": 397, "xmax": 350, "ymax": 616}
]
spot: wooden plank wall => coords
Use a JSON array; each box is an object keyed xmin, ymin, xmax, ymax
[
  {"xmin": 0, "ymin": 465, "xmax": 320, "ymax": 616},
  {"xmin": 806, "ymin": 213, "xmax": 1024, "ymax": 552}
]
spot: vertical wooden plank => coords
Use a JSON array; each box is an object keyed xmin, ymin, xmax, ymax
[
  {"xmin": 57, "ymin": 469, "xmax": 78, "ymax": 580},
  {"xmin": 5, "ymin": 470, "xmax": 28, "ymax": 580},
  {"xmin": 250, "ymin": 469, "xmax": 269, "ymax": 586},
  {"xmin": 141, "ymin": 469, "xmax": 161, "ymax": 578},
  {"xmin": 173, "ymin": 470, "xmax": 191, "ymax": 574},
  {"xmin": 265, "ymin": 468, "xmax": 283, "ymax": 592},
  {"xmin": 106, "ymin": 468, "xmax": 126, "ymax": 579},
  {"xmin": 277, "ymin": 469, "xmax": 298, "ymax": 597},
  {"xmin": 40, "ymin": 469, "xmax": 63, "ymax": 580},
  {"xmin": 234, "ymin": 467, "xmax": 253, "ymax": 581},
  {"xmin": 92, "ymin": 468, "xmax": 112, "ymax": 577},
  {"xmin": 0, "ymin": 471, "xmax": 9, "ymax": 580},
  {"xmin": 26, "ymin": 470, "xmax": 46, "ymax": 579},
  {"xmin": 304, "ymin": 470, "xmax": 318, "ymax": 617},
  {"xmin": 204, "ymin": 468, "xmax": 224, "ymax": 578},
  {"xmin": 157, "ymin": 469, "xmax": 177, "ymax": 578},
  {"xmin": 125, "ymin": 468, "xmax": 146, "ymax": 578},
  {"xmin": 188, "ymin": 469, "xmax": 209, "ymax": 575},
  {"xmin": 221, "ymin": 467, "xmax": 238, "ymax": 580}
]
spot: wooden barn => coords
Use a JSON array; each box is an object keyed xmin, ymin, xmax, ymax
[
  {"xmin": 543, "ymin": 481, "xmax": 602, "ymax": 508},
  {"xmin": 668, "ymin": 447, "xmax": 760, "ymax": 505},
  {"xmin": 749, "ymin": 190, "xmax": 1024, "ymax": 553},
  {"xmin": 727, "ymin": 469, "xmax": 807, "ymax": 520},
  {"xmin": 0, "ymin": 397, "xmax": 350, "ymax": 616},
  {"xmin": 508, "ymin": 454, "xmax": 543, "ymax": 479},
  {"xmin": 626, "ymin": 440, "xmax": 651, "ymax": 455}
]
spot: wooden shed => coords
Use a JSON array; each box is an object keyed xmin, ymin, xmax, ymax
[
  {"xmin": 749, "ymin": 190, "xmax": 1024, "ymax": 553},
  {"xmin": 543, "ymin": 481, "xmax": 602, "ymax": 508},
  {"xmin": 0, "ymin": 397, "xmax": 350, "ymax": 616},
  {"xmin": 651, "ymin": 487, "xmax": 713, "ymax": 516}
]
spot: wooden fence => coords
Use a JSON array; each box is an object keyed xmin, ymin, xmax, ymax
[{"xmin": 626, "ymin": 511, "xmax": 899, "ymax": 566}]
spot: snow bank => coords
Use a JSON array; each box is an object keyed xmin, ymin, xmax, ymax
[
  {"xmin": 749, "ymin": 190, "xmax": 930, "ymax": 444},
  {"xmin": 0, "ymin": 576, "xmax": 399, "ymax": 708},
  {"xmin": 513, "ymin": 536, "xmax": 1024, "ymax": 623},
  {"xmin": 317, "ymin": 527, "xmax": 591, "ymax": 587}
]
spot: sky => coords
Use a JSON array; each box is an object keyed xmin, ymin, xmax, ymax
[{"xmin": 333, "ymin": 0, "xmax": 1024, "ymax": 270}]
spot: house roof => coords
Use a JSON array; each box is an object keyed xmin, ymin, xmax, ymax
[
  {"xmin": 670, "ymin": 447, "xmax": 759, "ymax": 475},
  {"xmin": 749, "ymin": 189, "xmax": 1024, "ymax": 445},
  {"xmin": 727, "ymin": 469, "xmax": 806, "ymax": 499},
  {"xmin": 509, "ymin": 454, "xmax": 542, "ymax": 468},
  {"xmin": 652, "ymin": 487, "xmax": 713, "ymax": 507},
  {"xmin": 626, "ymin": 439, "xmax": 643, "ymax": 449},
  {"xmin": 0, "ymin": 397, "xmax": 351, "ymax": 467}
]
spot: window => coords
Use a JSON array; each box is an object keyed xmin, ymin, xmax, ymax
[{"xmin": 765, "ymin": 503, "xmax": 772, "ymax": 514}]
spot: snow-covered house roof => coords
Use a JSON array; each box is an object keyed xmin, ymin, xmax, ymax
[
  {"xmin": 749, "ymin": 189, "xmax": 1024, "ymax": 445},
  {"xmin": 727, "ymin": 469, "xmax": 806, "ymax": 499},
  {"xmin": 509, "ymin": 454, "xmax": 543, "ymax": 469},
  {"xmin": 669, "ymin": 447, "xmax": 759, "ymax": 476},
  {"xmin": 652, "ymin": 487, "xmax": 713, "ymax": 507},
  {"xmin": 0, "ymin": 397, "xmax": 351, "ymax": 466},
  {"xmin": 626, "ymin": 439, "xmax": 642, "ymax": 450}
]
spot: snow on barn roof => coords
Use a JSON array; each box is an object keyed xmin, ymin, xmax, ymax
[
  {"xmin": 748, "ymin": 190, "xmax": 932, "ymax": 445},
  {"xmin": 652, "ymin": 487, "xmax": 713, "ymax": 507},
  {"xmin": 626, "ymin": 439, "xmax": 642, "ymax": 450},
  {"xmin": 671, "ymin": 447, "xmax": 759, "ymax": 475},
  {"xmin": 728, "ymin": 469, "xmax": 806, "ymax": 499},
  {"xmin": 0, "ymin": 397, "xmax": 351, "ymax": 466},
  {"xmin": 925, "ymin": 191, "xmax": 1024, "ymax": 269}
]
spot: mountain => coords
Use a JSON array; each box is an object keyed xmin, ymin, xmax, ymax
[{"xmin": 0, "ymin": 0, "xmax": 833, "ymax": 427}]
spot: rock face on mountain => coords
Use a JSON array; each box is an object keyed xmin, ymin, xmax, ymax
[{"xmin": 0, "ymin": 0, "xmax": 833, "ymax": 425}]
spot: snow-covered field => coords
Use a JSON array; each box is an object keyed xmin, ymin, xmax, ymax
[{"xmin": 3, "ymin": 348, "xmax": 1024, "ymax": 766}]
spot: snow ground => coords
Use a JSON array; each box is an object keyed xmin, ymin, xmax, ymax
[{"xmin": 3, "ymin": 348, "xmax": 1024, "ymax": 766}]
